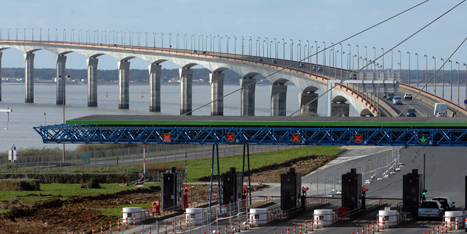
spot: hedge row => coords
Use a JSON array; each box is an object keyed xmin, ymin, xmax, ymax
[
  {"xmin": 0, "ymin": 179, "xmax": 40, "ymax": 191},
  {"xmin": 0, "ymin": 173, "xmax": 130, "ymax": 184}
]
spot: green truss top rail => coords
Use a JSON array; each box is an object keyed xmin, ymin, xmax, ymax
[{"xmin": 66, "ymin": 115, "xmax": 467, "ymax": 128}]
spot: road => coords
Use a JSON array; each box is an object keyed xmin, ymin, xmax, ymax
[
  {"xmin": 121, "ymin": 145, "xmax": 466, "ymax": 233},
  {"xmin": 232, "ymin": 146, "xmax": 466, "ymax": 233}
]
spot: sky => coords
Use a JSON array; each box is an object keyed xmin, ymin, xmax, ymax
[{"xmin": 0, "ymin": 0, "xmax": 466, "ymax": 71}]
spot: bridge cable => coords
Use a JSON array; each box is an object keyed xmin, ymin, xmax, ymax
[
  {"xmin": 397, "ymin": 35, "xmax": 467, "ymax": 117},
  {"xmin": 184, "ymin": 0, "xmax": 430, "ymax": 116},
  {"xmin": 289, "ymin": 0, "xmax": 466, "ymax": 116}
]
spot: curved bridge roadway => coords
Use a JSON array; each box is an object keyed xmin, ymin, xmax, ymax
[{"xmin": 0, "ymin": 39, "xmax": 380, "ymax": 116}]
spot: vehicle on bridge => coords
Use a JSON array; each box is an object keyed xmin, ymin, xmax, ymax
[
  {"xmin": 404, "ymin": 93, "xmax": 413, "ymax": 100},
  {"xmin": 392, "ymin": 96, "xmax": 403, "ymax": 105},
  {"xmin": 406, "ymin": 108, "xmax": 416, "ymax": 117},
  {"xmin": 386, "ymin": 93, "xmax": 395, "ymax": 100},
  {"xmin": 434, "ymin": 103, "xmax": 447, "ymax": 117}
]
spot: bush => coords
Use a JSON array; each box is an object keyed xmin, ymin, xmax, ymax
[
  {"xmin": 0, "ymin": 179, "xmax": 40, "ymax": 191},
  {"xmin": 81, "ymin": 178, "xmax": 101, "ymax": 189}
]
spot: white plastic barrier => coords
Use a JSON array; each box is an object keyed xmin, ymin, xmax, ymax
[
  {"xmin": 444, "ymin": 211, "xmax": 464, "ymax": 229},
  {"xmin": 122, "ymin": 207, "xmax": 143, "ymax": 223},
  {"xmin": 186, "ymin": 208, "xmax": 205, "ymax": 225},
  {"xmin": 250, "ymin": 208, "xmax": 269, "ymax": 225},
  {"xmin": 377, "ymin": 208, "xmax": 401, "ymax": 228},
  {"xmin": 313, "ymin": 209, "xmax": 337, "ymax": 226}
]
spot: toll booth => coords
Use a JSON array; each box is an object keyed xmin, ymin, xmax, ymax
[
  {"xmin": 281, "ymin": 168, "xmax": 301, "ymax": 211},
  {"xmin": 341, "ymin": 168, "xmax": 362, "ymax": 210},
  {"xmin": 403, "ymin": 169, "xmax": 423, "ymax": 217},
  {"xmin": 161, "ymin": 167, "xmax": 184, "ymax": 211},
  {"xmin": 221, "ymin": 167, "xmax": 243, "ymax": 205}
]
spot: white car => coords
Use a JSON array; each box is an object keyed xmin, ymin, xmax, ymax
[
  {"xmin": 364, "ymin": 179, "xmax": 371, "ymax": 184},
  {"xmin": 377, "ymin": 177, "xmax": 383, "ymax": 181},
  {"xmin": 395, "ymin": 167, "xmax": 401, "ymax": 172},
  {"xmin": 326, "ymin": 193, "xmax": 334, "ymax": 198},
  {"xmin": 390, "ymin": 171, "xmax": 396, "ymax": 175},
  {"xmin": 383, "ymin": 174, "xmax": 390, "ymax": 178},
  {"xmin": 335, "ymin": 190, "xmax": 342, "ymax": 195}
]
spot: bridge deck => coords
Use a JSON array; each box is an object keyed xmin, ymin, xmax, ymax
[{"xmin": 67, "ymin": 115, "xmax": 467, "ymax": 128}]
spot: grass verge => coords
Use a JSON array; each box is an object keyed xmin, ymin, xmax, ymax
[
  {"xmin": 0, "ymin": 183, "xmax": 140, "ymax": 203},
  {"xmin": 144, "ymin": 145, "xmax": 344, "ymax": 181}
]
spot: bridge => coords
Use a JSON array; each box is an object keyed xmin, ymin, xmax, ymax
[
  {"xmin": 0, "ymin": 38, "xmax": 403, "ymax": 117},
  {"xmin": 34, "ymin": 115, "xmax": 467, "ymax": 147}
]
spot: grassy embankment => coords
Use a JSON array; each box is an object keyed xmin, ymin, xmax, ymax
[{"xmin": 0, "ymin": 145, "xmax": 345, "ymax": 217}]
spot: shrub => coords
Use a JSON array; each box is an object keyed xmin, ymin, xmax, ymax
[
  {"xmin": 81, "ymin": 178, "xmax": 101, "ymax": 189},
  {"xmin": 0, "ymin": 179, "xmax": 40, "ymax": 191}
]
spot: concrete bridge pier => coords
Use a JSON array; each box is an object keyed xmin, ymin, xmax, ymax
[
  {"xmin": 24, "ymin": 52, "xmax": 35, "ymax": 103},
  {"xmin": 0, "ymin": 52, "xmax": 2, "ymax": 101},
  {"xmin": 149, "ymin": 63, "xmax": 162, "ymax": 112},
  {"xmin": 270, "ymin": 83, "xmax": 287, "ymax": 116},
  {"xmin": 87, "ymin": 57, "xmax": 98, "ymax": 107},
  {"xmin": 118, "ymin": 60, "xmax": 130, "ymax": 109},
  {"xmin": 210, "ymin": 72, "xmax": 224, "ymax": 116},
  {"xmin": 180, "ymin": 67, "xmax": 193, "ymax": 115},
  {"xmin": 299, "ymin": 92, "xmax": 318, "ymax": 115},
  {"xmin": 240, "ymin": 77, "xmax": 256, "ymax": 116},
  {"xmin": 331, "ymin": 102, "xmax": 350, "ymax": 117},
  {"xmin": 56, "ymin": 54, "xmax": 67, "ymax": 105}
]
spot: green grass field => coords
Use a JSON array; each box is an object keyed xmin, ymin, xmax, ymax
[
  {"xmin": 0, "ymin": 183, "xmax": 141, "ymax": 203},
  {"xmin": 144, "ymin": 145, "xmax": 344, "ymax": 181},
  {"xmin": 0, "ymin": 145, "xmax": 345, "ymax": 216}
]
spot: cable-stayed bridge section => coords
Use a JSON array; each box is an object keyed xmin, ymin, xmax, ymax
[{"xmin": 0, "ymin": 39, "xmax": 389, "ymax": 117}]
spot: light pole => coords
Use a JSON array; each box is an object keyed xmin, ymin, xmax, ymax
[
  {"xmin": 432, "ymin": 56, "xmax": 436, "ymax": 95},
  {"xmin": 373, "ymin": 47, "xmax": 376, "ymax": 71},
  {"xmin": 356, "ymin": 45, "xmax": 359, "ymax": 70},
  {"xmin": 59, "ymin": 75, "xmax": 70, "ymax": 163},
  {"xmin": 364, "ymin": 46, "xmax": 368, "ymax": 71},
  {"xmin": 348, "ymin": 44, "xmax": 351, "ymax": 69},
  {"xmin": 234, "ymin": 36, "xmax": 237, "ymax": 55},
  {"xmin": 315, "ymin": 41, "xmax": 318, "ymax": 65},
  {"xmin": 449, "ymin": 60, "xmax": 452, "ymax": 102},
  {"xmin": 456, "ymin": 61, "xmax": 460, "ymax": 104},
  {"xmin": 322, "ymin": 42, "xmax": 326, "ymax": 66},
  {"xmin": 424, "ymin": 55, "xmax": 428, "ymax": 92},
  {"xmin": 381, "ymin": 48, "xmax": 384, "ymax": 71},
  {"xmin": 441, "ymin": 58, "xmax": 445, "ymax": 98},
  {"xmin": 290, "ymin": 39, "xmax": 293, "ymax": 61},
  {"xmin": 415, "ymin": 53, "xmax": 419, "ymax": 89},
  {"xmin": 398, "ymin": 50, "xmax": 401, "ymax": 81},
  {"xmin": 464, "ymin": 63, "xmax": 467, "ymax": 104},
  {"xmin": 407, "ymin": 52, "xmax": 410, "ymax": 85},
  {"xmin": 298, "ymin": 40, "xmax": 301, "ymax": 61}
]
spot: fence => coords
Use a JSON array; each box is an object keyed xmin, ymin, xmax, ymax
[{"xmin": 0, "ymin": 144, "xmax": 304, "ymax": 168}]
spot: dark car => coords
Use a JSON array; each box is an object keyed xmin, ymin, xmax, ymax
[
  {"xmin": 386, "ymin": 93, "xmax": 394, "ymax": 100},
  {"xmin": 406, "ymin": 108, "xmax": 416, "ymax": 117},
  {"xmin": 432, "ymin": 197, "xmax": 455, "ymax": 211}
]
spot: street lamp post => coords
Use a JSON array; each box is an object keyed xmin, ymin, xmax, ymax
[
  {"xmin": 432, "ymin": 56, "xmax": 436, "ymax": 95},
  {"xmin": 456, "ymin": 61, "xmax": 460, "ymax": 105},
  {"xmin": 464, "ymin": 63, "xmax": 467, "ymax": 105},
  {"xmin": 372, "ymin": 47, "xmax": 376, "ymax": 71},
  {"xmin": 356, "ymin": 45, "xmax": 359, "ymax": 71},
  {"xmin": 441, "ymin": 58, "xmax": 445, "ymax": 98},
  {"xmin": 59, "ymin": 75, "xmax": 70, "ymax": 163},
  {"xmin": 449, "ymin": 60, "xmax": 452, "ymax": 102},
  {"xmin": 407, "ymin": 52, "xmax": 410, "ymax": 85},
  {"xmin": 315, "ymin": 41, "xmax": 319, "ymax": 65},
  {"xmin": 381, "ymin": 48, "xmax": 384, "ymax": 70},
  {"xmin": 415, "ymin": 53, "xmax": 419, "ymax": 89},
  {"xmin": 398, "ymin": 50, "xmax": 401, "ymax": 80},
  {"xmin": 424, "ymin": 55, "xmax": 428, "ymax": 92}
]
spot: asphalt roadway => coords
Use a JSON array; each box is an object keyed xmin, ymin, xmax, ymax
[{"xmin": 251, "ymin": 145, "xmax": 467, "ymax": 234}]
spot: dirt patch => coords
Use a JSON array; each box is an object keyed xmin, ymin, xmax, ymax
[{"xmin": 0, "ymin": 155, "xmax": 334, "ymax": 233}]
